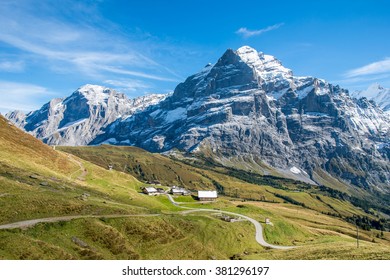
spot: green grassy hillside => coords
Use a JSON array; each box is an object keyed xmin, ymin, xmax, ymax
[
  {"xmin": 58, "ymin": 145, "xmax": 217, "ymax": 189},
  {"xmin": 1, "ymin": 116, "xmax": 389, "ymax": 259},
  {"xmin": 60, "ymin": 145, "xmax": 388, "ymax": 226}
]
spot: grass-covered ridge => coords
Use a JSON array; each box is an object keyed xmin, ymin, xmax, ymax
[
  {"xmin": 1, "ymin": 116, "xmax": 389, "ymax": 259},
  {"xmin": 60, "ymin": 145, "xmax": 389, "ymax": 231}
]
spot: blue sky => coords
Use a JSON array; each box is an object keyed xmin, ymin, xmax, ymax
[{"xmin": 0, "ymin": 0, "xmax": 390, "ymax": 113}]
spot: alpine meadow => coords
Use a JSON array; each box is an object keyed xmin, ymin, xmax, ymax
[{"xmin": 1, "ymin": 0, "xmax": 390, "ymax": 261}]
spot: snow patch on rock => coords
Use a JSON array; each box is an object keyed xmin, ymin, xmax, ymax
[{"xmin": 290, "ymin": 166, "xmax": 301, "ymax": 174}]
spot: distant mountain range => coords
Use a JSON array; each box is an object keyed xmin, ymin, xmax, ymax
[
  {"xmin": 6, "ymin": 46, "xmax": 390, "ymax": 193},
  {"xmin": 6, "ymin": 84, "xmax": 166, "ymax": 146},
  {"xmin": 352, "ymin": 83, "xmax": 390, "ymax": 114}
]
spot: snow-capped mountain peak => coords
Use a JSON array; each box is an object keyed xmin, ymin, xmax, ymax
[
  {"xmin": 236, "ymin": 45, "xmax": 293, "ymax": 77},
  {"xmin": 74, "ymin": 84, "xmax": 114, "ymax": 106},
  {"xmin": 236, "ymin": 45, "xmax": 262, "ymax": 64},
  {"xmin": 353, "ymin": 83, "xmax": 390, "ymax": 114},
  {"xmin": 6, "ymin": 46, "xmax": 390, "ymax": 192},
  {"xmin": 91, "ymin": 46, "xmax": 390, "ymax": 192},
  {"xmin": 6, "ymin": 85, "xmax": 167, "ymax": 146},
  {"xmin": 78, "ymin": 84, "xmax": 109, "ymax": 93}
]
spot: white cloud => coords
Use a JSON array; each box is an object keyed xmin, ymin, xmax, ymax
[
  {"xmin": 97, "ymin": 66, "xmax": 180, "ymax": 82},
  {"xmin": 103, "ymin": 79, "xmax": 150, "ymax": 93},
  {"xmin": 0, "ymin": 1, "xmax": 180, "ymax": 82},
  {"xmin": 0, "ymin": 60, "xmax": 25, "ymax": 72},
  {"xmin": 0, "ymin": 31, "xmax": 177, "ymax": 82},
  {"xmin": 345, "ymin": 58, "xmax": 390, "ymax": 78},
  {"xmin": 334, "ymin": 73, "xmax": 390, "ymax": 85},
  {"xmin": 236, "ymin": 23, "xmax": 284, "ymax": 38},
  {"xmin": 0, "ymin": 81, "xmax": 54, "ymax": 113}
]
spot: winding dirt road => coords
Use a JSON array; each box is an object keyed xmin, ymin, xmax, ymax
[
  {"xmin": 167, "ymin": 194, "xmax": 295, "ymax": 250},
  {"xmin": 0, "ymin": 194, "xmax": 295, "ymax": 250},
  {"xmin": 0, "ymin": 214, "xmax": 160, "ymax": 230},
  {"xmin": 66, "ymin": 153, "xmax": 88, "ymax": 181}
]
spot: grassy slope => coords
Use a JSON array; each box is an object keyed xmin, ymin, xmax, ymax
[
  {"xmin": 58, "ymin": 145, "xmax": 216, "ymax": 189},
  {"xmin": 0, "ymin": 116, "xmax": 163, "ymax": 224},
  {"xmin": 59, "ymin": 145, "xmax": 390, "ymax": 259},
  {"xmin": 59, "ymin": 145, "xmax": 378, "ymax": 219},
  {"xmin": 1, "ymin": 117, "xmax": 389, "ymax": 259},
  {"xmin": 0, "ymin": 215, "xmax": 259, "ymax": 260},
  {"xmin": 0, "ymin": 117, "xmax": 281, "ymax": 259}
]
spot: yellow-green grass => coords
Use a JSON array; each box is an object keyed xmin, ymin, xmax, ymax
[
  {"xmin": 219, "ymin": 201, "xmax": 390, "ymax": 259},
  {"xmin": 0, "ymin": 117, "xmax": 176, "ymax": 224},
  {"xmin": 58, "ymin": 144, "xmax": 386, "ymax": 250},
  {"xmin": 59, "ymin": 145, "xmax": 376, "ymax": 221},
  {"xmin": 0, "ymin": 215, "xmax": 260, "ymax": 260},
  {"xmin": 60, "ymin": 145, "xmax": 288, "ymax": 201},
  {"xmin": 1, "ymin": 193, "xmax": 389, "ymax": 259},
  {"xmin": 268, "ymin": 188, "xmax": 369, "ymax": 219},
  {"xmin": 199, "ymin": 168, "xmax": 283, "ymax": 201},
  {"xmin": 0, "ymin": 161, "xmax": 161, "ymax": 224},
  {"xmin": 187, "ymin": 198, "xmax": 390, "ymax": 250},
  {"xmin": 247, "ymin": 239, "xmax": 390, "ymax": 260},
  {"xmin": 312, "ymin": 169, "xmax": 352, "ymax": 194},
  {"xmin": 1, "ymin": 117, "xmax": 389, "ymax": 260},
  {"xmin": 0, "ymin": 117, "xmax": 78, "ymax": 179},
  {"xmin": 170, "ymin": 195, "xmax": 197, "ymax": 203},
  {"xmin": 311, "ymin": 169, "xmax": 373, "ymax": 202},
  {"xmin": 0, "ymin": 160, "xmax": 184, "ymax": 224},
  {"xmin": 58, "ymin": 145, "xmax": 216, "ymax": 190},
  {"xmin": 243, "ymin": 201, "xmax": 390, "ymax": 244},
  {"xmin": 316, "ymin": 194, "xmax": 366, "ymax": 217}
]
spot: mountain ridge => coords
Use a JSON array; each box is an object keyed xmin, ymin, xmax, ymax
[
  {"xmin": 92, "ymin": 46, "xmax": 390, "ymax": 192},
  {"xmin": 6, "ymin": 84, "xmax": 166, "ymax": 146},
  {"xmin": 352, "ymin": 83, "xmax": 390, "ymax": 114},
  {"xmin": 5, "ymin": 46, "xmax": 390, "ymax": 193}
]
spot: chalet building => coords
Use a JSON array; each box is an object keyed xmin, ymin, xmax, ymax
[
  {"xmin": 142, "ymin": 186, "xmax": 158, "ymax": 196},
  {"xmin": 170, "ymin": 186, "xmax": 191, "ymax": 196},
  {"xmin": 198, "ymin": 190, "xmax": 218, "ymax": 201}
]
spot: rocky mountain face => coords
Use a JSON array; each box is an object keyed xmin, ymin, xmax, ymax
[
  {"xmin": 6, "ymin": 84, "xmax": 166, "ymax": 146},
  {"xmin": 352, "ymin": 83, "xmax": 390, "ymax": 114},
  {"xmin": 92, "ymin": 46, "xmax": 390, "ymax": 192}
]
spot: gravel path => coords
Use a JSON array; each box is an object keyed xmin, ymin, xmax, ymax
[{"xmin": 0, "ymin": 214, "xmax": 160, "ymax": 230}]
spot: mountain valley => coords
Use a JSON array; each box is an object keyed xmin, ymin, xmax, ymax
[{"xmin": 2, "ymin": 46, "xmax": 390, "ymax": 260}]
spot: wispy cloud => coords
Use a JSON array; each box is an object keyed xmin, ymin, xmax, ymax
[
  {"xmin": 345, "ymin": 58, "xmax": 390, "ymax": 78},
  {"xmin": 236, "ymin": 23, "xmax": 284, "ymax": 38},
  {"xmin": 333, "ymin": 73, "xmax": 390, "ymax": 85},
  {"xmin": 0, "ymin": 81, "xmax": 54, "ymax": 113},
  {"xmin": 103, "ymin": 79, "xmax": 151, "ymax": 94},
  {"xmin": 0, "ymin": 1, "xmax": 181, "ymax": 83},
  {"xmin": 97, "ymin": 66, "xmax": 180, "ymax": 82},
  {"xmin": 0, "ymin": 60, "xmax": 25, "ymax": 72}
]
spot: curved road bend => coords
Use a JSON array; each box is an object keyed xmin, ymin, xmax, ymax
[{"xmin": 167, "ymin": 194, "xmax": 295, "ymax": 250}]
